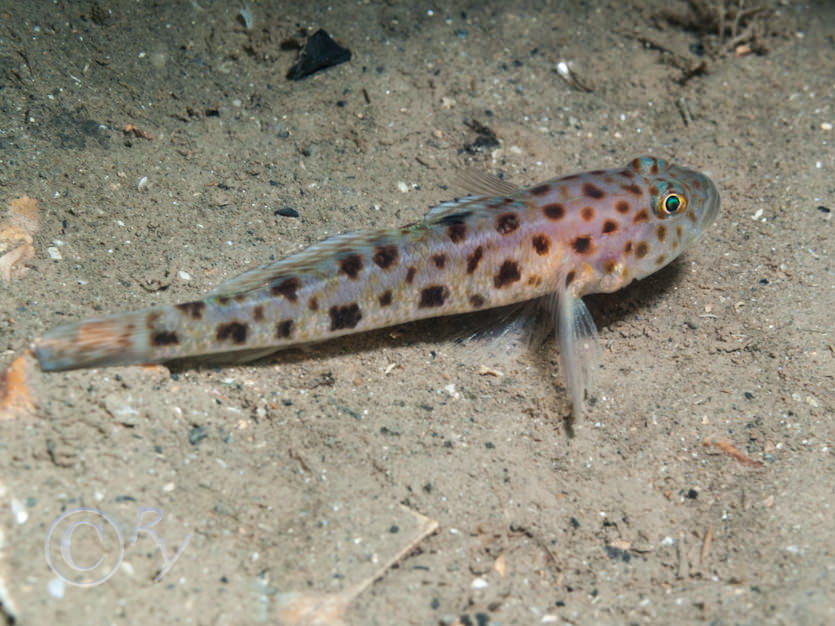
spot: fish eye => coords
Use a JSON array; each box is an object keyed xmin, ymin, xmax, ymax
[{"xmin": 661, "ymin": 192, "xmax": 686, "ymax": 215}]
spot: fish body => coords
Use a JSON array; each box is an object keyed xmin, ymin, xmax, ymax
[{"xmin": 33, "ymin": 156, "xmax": 719, "ymax": 415}]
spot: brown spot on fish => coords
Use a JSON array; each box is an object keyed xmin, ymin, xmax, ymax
[
  {"xmin": 217, "ymin": 321, "xmax": 249, "ymax": 344},
  {"xmin": 530, "ymin": 184, "xmax": 551, "ymax": 196},
  {"xmin": 692, "ymin": 178, "xmax": 702, "ymax": 189},
  {"xmin": 581, "ymin": 206, "xmax": 595, "ymax": 221},
  {"xmin": 339, "ymin": 254, "xmax": 364, "ymax": 279},
  {"xmin": 419, "ymin": 285, "xmax": 450, "ymax": 308},
  {"xmin": 582, "ymin": 182, "xmax": 605, "ymax": 199},
  {"xmin": 635, "ymin": 241, "xmax": 649, "ymax": 259},
  {"xmin": 619, "ymin": 168, "xmax": 635, "ymax": 178},
  {"xmin": 655, "ymin": 254, "xmax": 666, "ymax": 266},
  {"xmin": 687, "ymin": 211, "xmax": 697, "ymax": 224},
  {"xmin": 650, "ymin": 160, "xmax": 659, "ymax": 174},
  {"xmin": 276, "ymin": 319, "xmax": 294, "ymax": 339},
  {"xmin": 470, "ymin": 294, "xmax": 486, "ymax": 308},
  {"xmin": 571, "ymin": 236, "xmax": 594, "ymax": 255},
  {"xmin": 562, "ymin": 174, "xmax": 581, "ymax": 181},
  {"xmin": 602, "ymin": 219, "xmax": 619, "ymax": 234},
  {"xmin": 151, "ymin": 330, "xmax": 179, "ymax": 346},
  {"xmin": 615, "ymin": 200, "xmax": 630, "ymax": 214},
  {"xmin": 633, "ymin": 209, "xmax": 649, "ymax": 223},
  {"xmin": 656, "ymin": 225, "xmax": 667, "ymax": 242},
  {"xmin": 308, "ymin": 296, "xmax": 319, "ymax": 311},
  {"xmin": 145, "ymin": 311, "xmax": 161, "ymax": 329},
  {"xmin": 447, "ymin": 222, "xmax": 467, "ymax": 243},
  {"xmin": 624, "ymin": 240, "xmax": 633, "ymax": 254},
  {"xmin": 589, "ymin": 169, "xmax": 606, "ymax": 176},
  {"xmin": 676, "ymin": 225, "xmax": 683, "ymax": 240},
  {"xmin": 494, "ymin": 260, "xmax": 521, "ymax": 288},
  {"xmin": 649, "ymin": 185, "xmax": 659, "ymax": 197},
  {"xmin": 621, "ymin": 183, "xmax": 642, "ymax": 196},
  {"xmin": 543, "ymin": 203, "xmax": 565, "ymax": 220},
  {"xmin": 603, "ymin": 260, "xmax": 618, "ymax": 274},
  {"xmin": 379, "ymin": 290, "xmax": 393, "ymax": 307},
  {"xmin": 176, "ymin": 301, "xmax": 206, "ymax": 320},
  {"xmin": 526, "ymin": 274, "xmax": 543, "ymax": 287},
  {"xmin": 252, "ymin": 305, "xmax": 264, "ymax": 322},
  {"xmin": 672, "ymin": 240, "xmax": 678, "ymax": 250},
  {"xmin": 234, "ymin": 293, "xmax": 246, "ymax": 303},
  {"xmin": 271, "ymin": 277, "xmax": 301, "ymax": 303},
  {"xmin": 406, "ymin": 266, "xmax": 417, "ymax": 284},
  {"xmin": 373, "ymin": 245, "xmax": 399, "ymax": 270},
  {"xmin": 432, "ymin": 253, "xmax": 447, "ymax": 269},
  {"xmin": 466, "ymin": 247, "xmax": 483, "ymax": 274},
  {"xmin": 565, "ymin": 270, "xmax": 576, "ymax": 286},
  {"xmin": 329, "ymin": 303, "xmax": 362, "ymax": 331},
  {"xmin": 532, "ymin": 234, "xmax": 551, "ymax": 255},
  {"xmin": 631, "ymin": 157, "xmax": 642, "ymax": 171},
  {"xmin": 496, "ymin": 212, "xmax": 520, "ymax": 235}
]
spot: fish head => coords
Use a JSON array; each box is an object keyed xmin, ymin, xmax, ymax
[{"xmin": 607, "ymin": 156, "xmax": 720, "ymax": 286}]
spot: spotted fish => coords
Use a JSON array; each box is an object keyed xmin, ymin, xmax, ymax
[{"xmin": 32, "ymin": 156, "xmax": 719, "ymax": 416}]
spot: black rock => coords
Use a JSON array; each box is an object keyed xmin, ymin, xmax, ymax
[{"xmin": 287, "ymin": 29, "xmax": 351, "ymax": 81}]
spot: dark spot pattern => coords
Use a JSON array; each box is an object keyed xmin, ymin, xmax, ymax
[
  {"xmin": 635, "ymin": 241, "xmax": 649, "ymax": 259},
  {"xmin": 582, "ymin": 182, "xmax": 605, "ymax": 199},
  {"xmin": 656, "ymin": 225, "xmax": 667, "ymax": 241},
  {"xmin": 151, "ymin": 330, "xmax": 179, "ymax": 346},
  {"xmin": 447, "ymin": 223, "xmax": 467, "ymax": 243},
  {"xmin": 466, "ymin": 247, "xmax": 483, "ymax": 274},
  {"xmin": 649, "ymin": 185, "xmax": 659, "ymax": 197},
  {"xmin": 432, "ymin": 253, "xmax": 446, "ymax": 269},
  {"xmin": 687, "ymin": 211, "xmax": 697, "ymax": 223},
  {"xmin": 339, "ymin": 254, "xmax": 363, "ymax": 279},
  {"xmin": 406, "ymin": 266, "xmax": 417, "ymax": 283},
  {"xmin": 624, "ymin": 241, "xmax": 633, "ymax": 254},
  {"xmin": 603, "ymin": 260, "xmax": 617, "ymax": 274},
  {"xmin": 308, "ymin": 297, "xmax": 319, "ymax": 311},
  {"xmin": 530, "ymin": 184, "xmax": 551, "ymax": 196},
  {"xmin": 373, "ymin": 245, "xmax": 399, "ymax": 269},
  {"xmin": 619, "ymin": 168, "xmax": 635, "ymax": 178},
  {"xmin": 496, "ymin": 212, "xmax": 520, "ymax": 234},
  {"xmin": 581, "ymin": 206, "xmax": 595, "ymax": 222},
  {"xmin": 615, "ymin": 200, "xmax": 630, "ymax": 214},
  {"xmin": 571, "ymin": 236, "xmax": 594, "ymax": 255},
  {"xmin": 379, "ymin": 290, "xmax": 393, "ymax": 307},
  {"xmin": 176, "ymin": 301, "xmax": 206, "ymax": 320},
  {"xmin": 650, "ymin": 161, "xmax": 659, "ymax": 174},
  {"xmin": 216, "ymin": 321, "xmax": 248, "ymax": 344},
  {"xmin": 602, "ymin": 219, "xmax": 619, "ymax": 234},
  {"xmin": 655, "ymin": 254, "xmax": 666, "ymax": 266},
  {"xmin": 419, "ymin": 285, "xmax": 450, "ymax": 308},
  {"xmin": 494, "ymin": 260, "xmax": 521, "ymax": 288},
  {"xmin": 216, "ymin": 295, "xmax": 231, "ymax": 306},
  {"xmin": 271, "ymin": 277, "xmax": 301, "ymax": 302},
  {"xmin": 633, "ymin": 209, "xmax": 649, "ymax": 223},
  {"xmin": 565, "ymin": 271, "xmax": 576, "ymax": 286},
  {"xmin": 621, "ymin": 184, "xmax": 642, "ymax": 196},
  {"xmin": 470, "ymin": 294, "xmax": 486, "ymax": 308},
  {"xmin": 329, "ymin": 303, "xmax": 362, "ymax": 331},
  {"xmin": 252, "ymin": 305, "xmax": 264, "ymax": 322},
  {"xmin": 532, "ymin": 234, "xmax": 551, "ymax": 255},
  {"xmin": 276, "ymin": 319, "xmax": 294, "ymax": 339},
  {"xmin": 543, "ymin": 203, "xmax": 565, "ymax": 220},
  {"xmin": 676, "ymin": 225, "xmax": 683, "ymax": 239},
  {"xmin": 234, "ymin": 293, "xmax": 246, "ymax": 303},
  {"xmin": 526, "ymin": 275, "xmax": 543, "ymax": 287}
]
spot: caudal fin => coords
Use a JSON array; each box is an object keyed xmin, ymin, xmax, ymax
[{"xmin": 32, "ymin": 309, "xmax": 160, "ymax": 371}]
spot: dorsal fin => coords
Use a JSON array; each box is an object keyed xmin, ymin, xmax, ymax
[
  {"xmin": 454, "ymin": 169, "xmax": 520, "ymax": 198},
  {"xmin": 208, "ymin": 230, "xmax": 379, "ymax": 297}
]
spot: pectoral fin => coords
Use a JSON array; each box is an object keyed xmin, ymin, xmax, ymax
[{"xmin": 556, "ymin": 288, "xmax": 601, "ymax": 418}]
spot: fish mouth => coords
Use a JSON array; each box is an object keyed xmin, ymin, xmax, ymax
[{"xmin": 701, "ymin": 176, "xmax": 721, "ymax": 229}]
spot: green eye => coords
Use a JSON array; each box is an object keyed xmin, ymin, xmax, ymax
[{"xmin": 662, "ymin": 193, "xmax": 686, "ymax": 215}]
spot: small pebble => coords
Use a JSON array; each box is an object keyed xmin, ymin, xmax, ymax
[{"xmin": 274, "ymin": 207, "xmax": 299, "ymax": 218}]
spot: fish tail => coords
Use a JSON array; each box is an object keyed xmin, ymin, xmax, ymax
[{"xmin": 32, "ymin": 306, "xmax": 167, "ymax": 371}]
